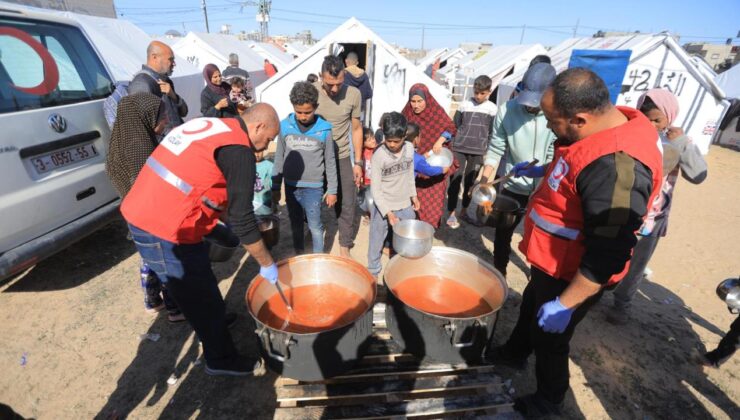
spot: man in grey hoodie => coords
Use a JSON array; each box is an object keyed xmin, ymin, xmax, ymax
[{"xmin": 479, "ymin": 63, "xmax": 557, "ymax": 277}]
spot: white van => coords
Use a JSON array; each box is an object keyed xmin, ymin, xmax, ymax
[{"xmin": 0, "ymin": 6, "xmax": 119, "ymax": 280}]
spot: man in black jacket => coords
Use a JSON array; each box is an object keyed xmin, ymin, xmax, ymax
[{"xmin": 129, "ymin": 41, "xmax": 189, "ymax": 135}]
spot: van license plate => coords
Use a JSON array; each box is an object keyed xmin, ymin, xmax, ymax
[{"xmin": 29, "ymin": 143, "xmax": 99, "ymax": 175}]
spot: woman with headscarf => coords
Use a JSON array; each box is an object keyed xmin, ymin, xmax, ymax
[
  {"xmin": 106, "ymin": 92, "xmax": 184, "ymax": 322},
  {"xmin": 607, "ymin": 88, "xmax": 708, "ymax": 325},
  {"xmin": 402, "ymin": 83, "xmax": 458, "ymax": 228},
  {"xmin": 200, "ymin": 63, "xmax": 239, "ymax": 118}
]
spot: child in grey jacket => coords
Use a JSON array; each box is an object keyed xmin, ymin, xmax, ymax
[{"xmin": 367, "ymin": 112, "xmax": 420, "ymax": 277}]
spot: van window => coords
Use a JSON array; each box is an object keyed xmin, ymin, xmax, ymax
[{"xmin": 0, "ymin": 17, "xmax": 113, "ymax": 114}]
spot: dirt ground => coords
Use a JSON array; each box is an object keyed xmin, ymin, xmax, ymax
[{"xmin": 1, "ymin": 146, "xmax": 738, "ymax": 419}]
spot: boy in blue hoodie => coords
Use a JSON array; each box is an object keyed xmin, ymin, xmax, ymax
[{"xmin": 272, "ymin": 82, "xmax": 338, "ymax": 254}]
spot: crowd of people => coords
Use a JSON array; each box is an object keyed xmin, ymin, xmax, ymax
[{"xmin": 105, "ymin": 41, "xmax": 736, "ymax": 418}]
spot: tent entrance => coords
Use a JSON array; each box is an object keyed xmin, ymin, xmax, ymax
[{"xmin": 332, "ymin": 42, "xmax": 375, "ymax": 124}]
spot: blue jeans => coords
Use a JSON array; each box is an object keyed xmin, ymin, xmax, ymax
[
  {"xmin": 285, "ymin": 186, "xmax": 324, "ymax": 253},
  {"xmin": 128, "ymin": 224, "xmax": 238, "ymax": 367},
  {"xmin": 367, "ymin": 204, "xmax": 416, "ymax": 275}
]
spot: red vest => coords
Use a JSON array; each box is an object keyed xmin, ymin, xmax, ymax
[
  {"xmin": 518, "ymin": 107, "xmax": 663, "ymax": 285},
  {"xmin": 121, "ymin": 118, "xmax": 251, "ymax": 243}
]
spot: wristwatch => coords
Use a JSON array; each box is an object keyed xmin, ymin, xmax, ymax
[{"xmin": 354, "ymin": 160, "xmax": 365, "ymax": 167}]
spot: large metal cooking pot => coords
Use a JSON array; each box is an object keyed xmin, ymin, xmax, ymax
[
  {"xmin": 246, "ymin": 255, "xmax": 377, "ymax": 380},
  {"xmin": 384, "ymin": 247, "xmax": 508, "ymax": 364},
  {"xmin": 392, "ymin": 219, "xmax": 434, "ymax": 258},
  {"xmin": 204, "ymin": 222, "xmax": 240, "ymax": 262}
]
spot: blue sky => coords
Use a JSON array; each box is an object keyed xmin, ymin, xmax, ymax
[{"xmin": 115, "ymin": 0, "xmax": 740, "ymax": 48}]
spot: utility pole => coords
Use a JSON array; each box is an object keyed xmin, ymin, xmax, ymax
[
  {"xmin": 573, "ymin": 18, "xmax": 580, "ymax": 38},
  {"xmin": 421, "ymin": 25, "xmax": 426, "ymax": 53},
  {"xmin": 257, "ymin": 0, "xmax": 271, "ymax": 42},
  {"xmin": 520, "ymin": 25, "xmax": 526, "ymax": 44},
  {"xmin": 201, "ymin": 0, "xmax": 210, "ymax": 33}
]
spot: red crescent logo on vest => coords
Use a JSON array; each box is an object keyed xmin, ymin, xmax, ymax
[
  {"xmin": 0, "ymin": 27, "xmax": 60, "ymax": 96},
  {"xmin": 548, "ymin": 157, "xmax": 569, "ymax": 192},
  {"xmin": 182, "ymin": 119, "xmax": 214, "ymax": 135}
]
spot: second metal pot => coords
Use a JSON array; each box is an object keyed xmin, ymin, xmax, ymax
[{"xmin": 384, "ymin": 247, "xmax": 508, "ymax": 364}]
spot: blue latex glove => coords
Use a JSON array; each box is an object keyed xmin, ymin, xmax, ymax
[
  {"xmin": 260, "ymin": 263, "xmax": 279, "ymax": 284},
  {"xmin": 537, "ymin": 297, "xmax": 575, "ymax": 333},
  {"xmin": 512, "ymin": 161, "xmax": 546, "ymax": 178}
]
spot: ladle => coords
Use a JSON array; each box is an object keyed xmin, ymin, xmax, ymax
[{"xmin": 274, "ymin": 281, "xmax": 293, "ymax": 330}]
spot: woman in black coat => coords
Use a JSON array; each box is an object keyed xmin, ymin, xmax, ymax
[{"xmin": 200, "ymin": 63, "xmax": 239, "ymax": 118}]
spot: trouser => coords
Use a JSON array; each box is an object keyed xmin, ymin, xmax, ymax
[
  {"xmin": 285, "ymin": 186, "xmax": 324, "ymax": 253},
  {"xmin": 140, "ymin": 260, "xmax": 179, "ymax": 314},
  {"xmin": 500, "ymin": 267, "xmax": 603, "ymax": 404},
  {"xmin": 611, "ymin": 234, "xmax": 661, "ymax": 311},
  {"xmin": 367, "ymin": 204, "xmax": 416, "ymax": 275},
  {"xmin": 335, "ymin": 157, "xmax": 357, "ymax": 248},
  {"xmin": 492, "ymin": 188, "xmax": 530, "ymax": 275},
  {"xmin": 128, "ymin": 224, "xmax": 237, "ymax": 366},
  {"xmin": 705, "ymin": 315, "xmax": 739, "ymax": 365},
  {"xmin": 447, "ymin": 151, "xmax": 482, "ymax": 211}
]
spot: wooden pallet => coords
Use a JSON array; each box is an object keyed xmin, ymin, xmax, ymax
[{"xmin": 273, "ymin": 301, "xmax": 514, "ymax": 419}]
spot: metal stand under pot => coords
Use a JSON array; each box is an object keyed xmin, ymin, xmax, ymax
[{"xmin": 383, "ymin": 247, "xmax": 508, "ymax": 364}]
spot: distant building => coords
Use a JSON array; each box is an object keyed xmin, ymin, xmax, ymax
[
  {"xmin": 459, "ymin": 42, "xmax": 492, "ymax": 54},
  {"xmin": 684, "ymin": 42, "xmax": 738, "ymax": 71},
  {"xmin": 3, "ymin": 0, "xmax": 116, "ymax": 18}
]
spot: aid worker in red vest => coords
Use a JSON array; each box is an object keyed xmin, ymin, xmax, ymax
[
  {"xmin": 121, "ymin": 103, "xmax": 280, "ymax": 377},
  {"xmin": 487, "ymin": 68, "xmax": 663, "ymax": 417}
]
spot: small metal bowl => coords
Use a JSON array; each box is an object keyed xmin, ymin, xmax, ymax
[
  {"xmin": 358, "ymin": 187, "xmax": 374, "ymax": 213},
  {"xmin": 425, "ymin": 148, "xmax": 453, "ymax": 168},
  {"xmin": 716, "ymin": 277, "xmax": 740, "ymax": 311},
  {"xmin": 392, "ymin": 219, "xmax": 435, "ymax": 259}
]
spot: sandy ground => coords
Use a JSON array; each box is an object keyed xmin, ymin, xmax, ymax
[{"xmin": 1, "ymin": 146, "xmax": 738, "ymax": 419}]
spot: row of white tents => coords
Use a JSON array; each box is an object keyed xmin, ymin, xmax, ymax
[
  {"xmin": 7, "ymin": 3, "xmax": 734, "ymax": 153},
  {"xmin": 418, "ymin": 33, "xmax": 733, "ymax": 154}
]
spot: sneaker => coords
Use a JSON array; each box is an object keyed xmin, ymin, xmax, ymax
[
  {"xmin": 606, "ymin": 308, "xmax": 629, "ymax": 325},
  {"xmin": 513, "ymin": 393, "xmax": 563, "ymax": 418},
  {"xmin": 446, "ymin": 214, "xmax": 460, "ymax": 229},
  {"xmin": 145, "ymin": 303, "xmax": 165, "ymax": 314},
  {"xmin": 484, "ymin": 345, "xmax": 527, "ymax": 370},
  {"xmin": 205, "ymin": 355, "xmax": 263, "ymax": 377}
]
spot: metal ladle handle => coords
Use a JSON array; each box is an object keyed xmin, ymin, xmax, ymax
[
  {"xmin": 274, "ymin": 281, "xmax": 293, "ymax": 312},
  {"xmin": 489, "ymin": 159, "xmax": 540, "ymax": 186}
]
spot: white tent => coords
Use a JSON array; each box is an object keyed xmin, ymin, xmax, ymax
[
  {"xmin": 172, "ymin": 32, "xmax": 270, "ymax": 88},
  {"xmin": 283, "ymin": 42, "xmax": 309, "ymax": 58},
  {"xmin": 714, "ymin": 63, "xmax": 740, "ymax": 149},
  {"xmin": 442, "ymin": 44, "xmax": 547, "ymax": 102},
  {"xmin": 419, "ymin": 48, "xmax": 467, "ymax": 81},
  {"xmin": 256, "ymin": 18, "xmax": 452, "ymax": 130},
  {"xmin": 497, "ymin": 34, "xmax": 729, "ymax": 154},
  {"xmin": 246, "ymin": 41, "xmax": 294, "ymax": 69},
  {"xmin": 6, "ymin": 5, "xmax": 205, "ymax": 118},
  {"xmin": 716, "ymin": 63, "xmax": 740, "ymax": 99}
]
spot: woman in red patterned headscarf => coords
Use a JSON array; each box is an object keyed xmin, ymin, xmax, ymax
[{"xmin": 402, "ymin": 83, "xmax": 458, "ymax": 228}]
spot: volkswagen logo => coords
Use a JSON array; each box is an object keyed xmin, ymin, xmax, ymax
[{"xmin": 48, "ymin": 114, "xmax": 67, "ymax": 133}]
